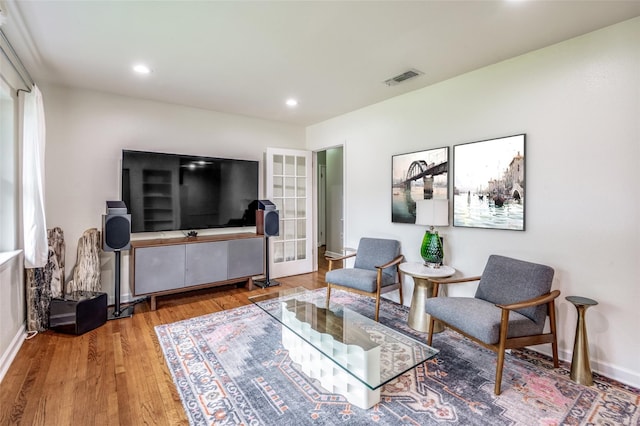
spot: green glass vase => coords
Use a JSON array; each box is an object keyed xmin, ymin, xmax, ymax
[{"xmin": 421, "ymin": 230, "xmax": 443, "ymax": 267}]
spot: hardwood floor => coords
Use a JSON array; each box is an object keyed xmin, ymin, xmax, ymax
[{"xmin": 0, "ymin": 254, "xmax": 330, "ymax": 425}]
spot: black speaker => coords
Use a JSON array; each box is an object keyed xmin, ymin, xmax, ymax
[
  {"xmin": 50, "ymin": 291, "xmax": 107, "ymax": 335},
  {"xmin": 254, "ymin": 200, "xmax": 280, "ymax": 289},
  {"xmin": 257, "ymin": 200, "xmax": 279, "ymax": 237},
  {"xmin": 103, "ymin": 201, "xmax": 131, "ymax": 251},
  {"xmin": 264, "ymin": 209, "xmax": 279, "ymax": 237}
]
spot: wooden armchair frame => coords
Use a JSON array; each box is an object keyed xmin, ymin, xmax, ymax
[
  {"xmin": 427, "ymin": 276, "xmax": 560, "ymax": 395},
  {"xmin": 326, "ymin": 252, "xmax": 404, "ymax": 321}
]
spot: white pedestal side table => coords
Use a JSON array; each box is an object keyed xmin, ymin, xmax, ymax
[{"xmin": 399, "ymin": 262, "xmax": 456, "ymax": 332}]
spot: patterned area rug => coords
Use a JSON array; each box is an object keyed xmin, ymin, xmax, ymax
[{"xmin": 155, "ymin": 289, "xmax": 640, "ymax": 425}]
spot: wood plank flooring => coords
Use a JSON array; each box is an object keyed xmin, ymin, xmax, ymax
[{"xmin": 0, "ymin": 256, "xmax": 330, "ymax": 425}]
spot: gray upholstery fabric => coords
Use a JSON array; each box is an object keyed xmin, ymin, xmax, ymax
[
  {"xmin": 325, "ymin": 268, "xmax": 396, "ymax": 293},
  {"xmin": 424, "ymin": 255, "xmax": 555, "ymax": 345},
  {"xmin": 353, "ymin": 238, "xmax": 401, "ymax": 276},
  {"xmin": 326, "ymin": 238, "xmax": 400, "ymax": 292},
  {"xmin": 475, "ymin": 255, "xmax": 554, "ymax": 325},
  {"xmin": 425, "ymin": 297, "xmax": 544, "ymax": 345},
  {"xmin": 425, "ymin": 255, "xmax": 557, "ymax": 395}
]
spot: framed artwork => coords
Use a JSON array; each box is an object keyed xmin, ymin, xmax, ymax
[
  {"xmin": 453, "ymin": 134, "xmax": 525, "ymax": 230},
  {"xmin": 392, "ymin": 146, "xmax": 448, "ymax": 223}
]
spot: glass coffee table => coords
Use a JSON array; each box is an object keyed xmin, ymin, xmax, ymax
[{"xmin": 249, "ymin": 287, "xmax": 438, "ymax": 409}]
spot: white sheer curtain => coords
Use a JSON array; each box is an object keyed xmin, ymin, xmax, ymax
[{"xmin": 21, "ymin": 84, "xmax": 47, "ymax": 268}]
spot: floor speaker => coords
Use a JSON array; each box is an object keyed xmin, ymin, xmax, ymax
[
  {"xmin": 102, "ymin": 213, "xmax": 131, "ymax": 251},
  {"xmin": 50, "ymin": 291, "xmax": 108, "ymax": 335},
  {"xmin": 263, "ymin": 209, "xmax": 279, "ymax": 237},
  {"xmin": 254, "ymin": 200, "xmax": 280, "ymax": 289}
]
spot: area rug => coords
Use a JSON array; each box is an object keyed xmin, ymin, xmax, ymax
[{"xmin": 155, "ymin": 289, "xmax": 640, "ymax": 425}]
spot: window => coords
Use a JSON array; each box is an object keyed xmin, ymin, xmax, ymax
[{"xmin": 0, "ymin": 77, "xmax": 17, "ymax": 252}]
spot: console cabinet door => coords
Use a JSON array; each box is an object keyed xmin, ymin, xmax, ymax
[
  {"xmin": 228, "ymin": 237, "xmax": 264, "ymax": 279},
  {"xmin": 134, "ymin": 245, "xmax": 185, "ymax": 295},
  {"xmin": 185, "ymin": 241, "xmax": 228, "ymax": 286}
]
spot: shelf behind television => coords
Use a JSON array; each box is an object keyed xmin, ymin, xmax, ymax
[{"xmin": 142, "ymin": 169, "xmax": 174, "ymax": 232}]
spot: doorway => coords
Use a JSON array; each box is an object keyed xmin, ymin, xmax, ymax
[{"xmin": 315, "ymin": 146, "xmax": 344, "ymax": 260}]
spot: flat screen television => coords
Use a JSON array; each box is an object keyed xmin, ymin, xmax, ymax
[{"xmin": 121, "ymin": 150, "xmax": 259, "ymax": 233}]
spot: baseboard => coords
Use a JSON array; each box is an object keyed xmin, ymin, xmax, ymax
[
  {"xmin": 0, "ymin": 323, "xmax": 26, "ymax": 384},
  {"xmin": 108, "ymin": 291, "xmax": 133, "ymax": 306},
  {"xmin": 531, "ymin": 346, "xmax": 640, "ymax": 389},
  {"xmin": 590, "ymin": 357, "xmax": 640, "ymax": 389}
]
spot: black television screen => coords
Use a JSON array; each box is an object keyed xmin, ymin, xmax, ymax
[{"xmin": 121, "ymin": 150, "xmax": 259, "ymax": 233}]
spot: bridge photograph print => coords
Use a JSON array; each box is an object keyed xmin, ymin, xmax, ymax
[
  {"xmin": 392, "ymin": 146, "xmax": 449, "ymax": 223},
  {"xmin": 453, "ymin": 134, "xmax": 525, "ymax": 231}
]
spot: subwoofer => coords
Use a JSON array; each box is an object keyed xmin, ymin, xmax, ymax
[
  {"xmin": 102, "ymin": 201, "xmax": 131, "ymax": 251},
  {"xmin": 50, "ymin": 291, "xmax": 107, "ymax": 335}
]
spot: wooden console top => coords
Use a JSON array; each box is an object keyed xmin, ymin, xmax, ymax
[{"xmin": 130, "ymin": 232, "xmax": 261, "ymax": 249}]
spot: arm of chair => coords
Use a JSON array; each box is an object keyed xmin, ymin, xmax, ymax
[
  {"xmin": 326, "ymin": 252, "xmax": 357, "ymax": 271},
  {"xmin": 428, "ymin": 275, "xmax": 481, "ymax": 297},
  {"xmin": 375, "ymin": 254, "xmax": 404, "ymax": 270},
  {"xmin": 495, "ymin": 290, "xmax": 561, "ymax": 352},
  {"xmin": 325, "ymin": 252, "xmax": 357, "ymax": 262},
  {"xmin": 429, "ymin": 275, "xmax": 482, "ymax": 285},
  {"xmin": 375, "ymin": 255, "xmax": 405, "ymax": 291},
  {"xmin": 496, "ymin": 289, "xmax": 561, "ymax": 311}
]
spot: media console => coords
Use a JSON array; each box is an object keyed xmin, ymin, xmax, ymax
[{"xmin": 130, "ymin": 233, "xmax": 264, "ymax": 310}]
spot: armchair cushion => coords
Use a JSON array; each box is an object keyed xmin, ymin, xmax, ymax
[
  {"xmin": 425, "ymin": 297, "xmax": 543, "ymax": 345},
  {"xmin": 325, "ymin": 268, "xmax": 396, "ymax": 293},
  {"xmin": 475, "ymin": 255, "xmax": 554, "ymax": 325},
  {"xmin": 353, "ymin": 238, "xmax": 401, "ymax": 276}
]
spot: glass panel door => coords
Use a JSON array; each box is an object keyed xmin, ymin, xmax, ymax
[{"xmin": 266, "ymin": 147, "xmax": 313, "ymax": 278}]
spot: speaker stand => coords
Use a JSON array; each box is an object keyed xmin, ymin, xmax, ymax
[
  {"xmin": 254, "ymin": 236, "xmax": 280, "ymax": 289},
  {"xmin": 108, "ymin": 250, "xmax": 134, "ymax": 320}
]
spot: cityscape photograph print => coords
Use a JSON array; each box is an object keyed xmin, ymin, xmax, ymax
[
  {"xmin": 453, "ymin": 134, "xmax": 525, "ymax": 231},
  {"xmin": 392, "ymin": 147, "xmax": 449, "ymax": 224}
]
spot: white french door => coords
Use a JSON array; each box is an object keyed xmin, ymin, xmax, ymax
[{"xmin": 265, "ymin": 147, "xmax": 313, "ymax": 278}]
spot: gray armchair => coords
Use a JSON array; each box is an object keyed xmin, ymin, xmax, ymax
[
  {"xmin": 325, "ymin": 238, "xmax": 404, "ymax": 321},
  {"xmin": 425, "ymin": 254, "xmax": 560, "ymax": 395}
]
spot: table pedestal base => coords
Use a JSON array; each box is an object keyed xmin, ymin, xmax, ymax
[
  {"xmin": 567, "ymin": 296, "xmax": 598, "ymax": 386},
  {"xmin": 408, "ymin": 277, "xmax": 443, "ymax": 333},
  {"xmin": 570, "ymin": 305, "xmax": 594, "ymax": 385}
]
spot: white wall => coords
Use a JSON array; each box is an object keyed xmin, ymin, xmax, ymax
[
  {"xmin": 41, "ymin": 85, "xmax": 306, "ymax": 301},
  {"xmin": 307, "ymin": 18, "xmax": 640, "ymax": 387}
]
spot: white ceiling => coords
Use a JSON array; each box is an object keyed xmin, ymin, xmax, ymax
[{"xmin": 2, "ymin": 1, "xmax": 640, "ymax": 126}]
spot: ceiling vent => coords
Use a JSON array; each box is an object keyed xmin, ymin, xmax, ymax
[{"xmin": 384, "ymin": 69, "xmax": 423, "ymax": 86}]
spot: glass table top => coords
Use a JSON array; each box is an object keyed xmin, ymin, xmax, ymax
[{"xmin": 249, "ymin": 287, "xmax": 439, "ymax": 390}]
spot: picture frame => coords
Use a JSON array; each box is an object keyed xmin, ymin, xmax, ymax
[
  {"xmin": 392, "ymin": 146, "xmax": 449, "ymax": 224},
  {"xmin": 453, "ymin": 134, "xmax": 525, "ymax": 230}
]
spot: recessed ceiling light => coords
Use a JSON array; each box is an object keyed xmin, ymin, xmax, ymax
[
  {"xmin": 133, "ymin": 64, "xmax": 152, "ymax": 75},
  {"xmin": 286, "ymin": 98, "xmax": 298, "ymax": 107}
]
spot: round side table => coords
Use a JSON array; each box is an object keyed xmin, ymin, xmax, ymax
[
  {"xmin": 399, "ymin": 262, "xmax": 455, "ymax": 332},
  {"xmin": 566, "ymin": 296, "xmax": 598, "ymax": 386}
]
